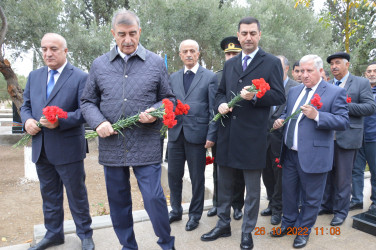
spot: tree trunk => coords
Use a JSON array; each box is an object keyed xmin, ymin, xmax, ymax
[
  {"xmin": 0, "ymin": 6, "xmax": 23, "ymax": 115},
  {"xmin": 0, "ymin": 57, "xmax": 24, "ymax": 115}
]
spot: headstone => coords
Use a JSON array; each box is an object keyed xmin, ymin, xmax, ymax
[
  {"xmin": 352, "ymin": 209, "xmax": 376, "ymax": 236},
  {"xmin": 24, "ymin": 146, "xmax": 38, "ymax": 181},
  {"xmin": 12, "ymin": 102, "xmax": 23, "ymax": 134}
]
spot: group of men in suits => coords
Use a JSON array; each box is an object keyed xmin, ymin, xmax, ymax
[{"xmin": 20, "ymin": 9, "xmax": 376, "ymax": 250}]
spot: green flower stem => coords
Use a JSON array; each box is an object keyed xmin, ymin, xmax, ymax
[
  {"xmin": 85, "ymin": 107, "xmax": 166, "ymax": 139},
  {"xmin": 212, "ymin": 85, "xmax": 257, "ymax": 122},
  {"xmin": 12, "ymin": 122, "xmax": 42, "ymax": 148}
]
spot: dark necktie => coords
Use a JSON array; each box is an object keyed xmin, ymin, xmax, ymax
[
  {"xmin": 243, "ymin": 55, "xmax": 250, "ymax": 71},
  {"xmin": 183, "ymin": 70, "xmax": 195, "ymax": 94},
  {"xmin": 46, "ymin": 70, "xmax": 58, "ymax": 99},
  {"xmin": 335, "ymin": 80, "xmax": 342, "ymax": 86},
  {"xmin": 285, "ymin": 88, "xmax": 312, "ymax": 149}
]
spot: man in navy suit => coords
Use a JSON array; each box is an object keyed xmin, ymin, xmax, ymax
[
  {"xmin": 320, "ymin": 52, "xmax": 376, "ymax": 226},
  {"xmin": 167, "ymin": 39, "xmax": 218, "ymax": 231},
  {"xmin": 270, "ymin": 55, "xmax": 349, "ymax": 248},
  {"xmin": 21, "ymin": 33, "xmax": 94, "ymax": 250}
]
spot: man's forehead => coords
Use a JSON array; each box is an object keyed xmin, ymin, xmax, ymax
[
  {"xmin": 239, "ymin": 23, "xmax": 258, "ymax": 32},
  {"xmin": 181, "ymin": 44, "xmax": 198, "ymax": 50},
  {"xmin": 366, "ymin": 65, "xmax": 376, "ymax": 71}
]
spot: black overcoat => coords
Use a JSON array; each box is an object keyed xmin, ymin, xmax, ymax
[{"xmin": 215, "ymin": 48, "xmax": 285, "ymax": 170}]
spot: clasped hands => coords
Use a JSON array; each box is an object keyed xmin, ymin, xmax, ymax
[{"xmin": 96, "ymin": 108, "xmax": 157, "ymax": 138}]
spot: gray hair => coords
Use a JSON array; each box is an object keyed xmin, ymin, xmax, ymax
[
  {"xmin": 179, "ymin": 39, "xmax": 200, "ymax": 52},
  {"xmin": 300, "ymin": 54, "xmax": 323, "ymax": 71},
  {"xmin": 112, "ymin": 9, "xmax": 140, "ymax": 29},
  {"xmin": 277, "ymin": 55, "xmax": 289, "ymax": 69},
  {"xmin": 42, "ymin": 33, "xmax": 67, "ymax": 49}
]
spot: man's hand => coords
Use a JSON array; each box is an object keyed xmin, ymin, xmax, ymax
[
  {"xmin": 205, "ymin": 140, "xmax": 215, "ymax": 149},
  {"xmin": 301, "ymin": 104, "xmax": 318, "ymax": 120},
  {"xmin": 25, "ymin": 119, "xmax": 41, "ymax": 135},
  {"xmin": 40, "ymin": 117, "xmax": 59, "ymax": 129},
  {"xmin": 218, "ymin": 103, "xmax": 233, "ymax": 115},
  {"xmin": 96, "ymin": 121, "xmax": 117, "ymax": 138},
  {"xmin": 240, "ymin": 86, "xmax": 256, "ymax": 100},
  {"xmin": 273, "ymin": 119, "xmax": 285, "ymax": 130},
  {"xmin": 139, "ymin": 108, "xmax": 157, "ymax": 123}
]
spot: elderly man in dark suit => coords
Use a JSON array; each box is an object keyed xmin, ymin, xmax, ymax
[
  {"xmin": 21, "ymin": 33, "xmax": 94, "ymax": 250},
  {"xmin": 271, "ymin": 54, "xmax": 349, "ymax": 248},
  {"xmin": 201, "ymin": 16, "xmax": 285, "ymax": 249},
  {"xmin": 320, "ymin": 52, "xmax": 376, "ymax": 226},
  {"xmin": 168, "ymin": 39, "xmax": 218, "ymax": 231},
  {"xmin": 261, "ymin": 55, "xmax": 300, "ymax": 225}
]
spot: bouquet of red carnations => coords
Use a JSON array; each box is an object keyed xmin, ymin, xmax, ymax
[
  {"xmin": 211, "ymin": 78, "xmax": 270, "ymax": 123},
  {"xmin": 85, "ymin": 99, "xmax": 190, "ymax": 139},
  {"xmin": 13, "ymin": 106, "xmax": 68, "ymax": 148},
  {"xmin": 206, "ymin": 150, "xmax": 215, "ymax": 165}
]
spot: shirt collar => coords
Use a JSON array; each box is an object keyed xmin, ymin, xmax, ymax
[
  {"xmin": 184, "ymin": 63, "xmax": 199, "ymax": 74},
  {"xmin": 109, "ymin": 43, "xmax": 146, "ymax": 62},
  {"xmin": 334, "ymin": 72, "xmax": 350, "ymax": 83},
  {"xmin": 242, "ymin": 47, "xmax": 259, "ymax": 61},
  {"xmin": 48, "ymin": 60, "xmax": 67, "ymax": 74}
]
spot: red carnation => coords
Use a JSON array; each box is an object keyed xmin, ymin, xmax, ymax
[
  {"xmin": 252, "ymin": 78, "xmax": 270, "ymax": 98},
  {"xmin": 42, "ymin": 106, "xmax": 68, "ymax": 123},
  {"xmin": 346, "ymin": 95, "xmax": 352, "ymax": 103},
  {"xmin": 206, "ymin": 156, "xmax": 215, "ymax": 165},
  {"xmin": 275, "ymin": 158, "xmax": 280, "ymax": 164},
  {"xmin": 175, "ymin": 100, "xmax": 190, "ymax": 115},
  {"xmin": 310, "ymin": 94, "xmax": 323, "ymax": 109},
  {"xmin": 277, "ymin": 164, "xmax": 282, "ymax": 169}
]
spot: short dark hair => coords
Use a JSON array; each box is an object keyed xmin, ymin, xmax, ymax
[
  {"xmin": 293, "ymin": 61, "xmax": 300, "ymax": 70},
  {"xmin": 238, "ymin": 17, "xmax": 260, "ymax": 31}
]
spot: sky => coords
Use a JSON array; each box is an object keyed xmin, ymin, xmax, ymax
[{"xmin": 8, "ymin": 0, "xmax": 326, "ymax": 77}]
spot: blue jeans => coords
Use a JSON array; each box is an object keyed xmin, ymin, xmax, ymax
[{"xmin": 351, "ymin": 141, "xmax": 376, "ymax": 204}]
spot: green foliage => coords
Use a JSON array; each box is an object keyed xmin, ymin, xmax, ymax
[
  {"xmin": 321, "ymin": 0, "xmax": 376, "ymax": 75},
  {"xmin": 131, "ymin": 0, "xmax": 247, "ymax": 72},
  {"xmin": 246, "ymin": 0, "xmax": 337, "ymax": 72},
  {"xmin": 0, "ymin": 74, "xmax": 26, "ymax": 101}
]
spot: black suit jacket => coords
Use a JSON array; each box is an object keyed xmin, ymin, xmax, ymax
[{"xmin": 215, "ymin": 48, "xmax": 285, "ymax": 169}]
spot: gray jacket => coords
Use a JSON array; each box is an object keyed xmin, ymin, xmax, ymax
[
  {"xmin": 81, "ymin": 44, "xmax": 175, "ymax": 166},
  {"xmin": 333, "ymin": 73, "xmax": 376, "ymax": 149}
]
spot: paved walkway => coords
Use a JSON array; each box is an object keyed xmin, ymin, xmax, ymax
[
  {"xmin": 1, "ymin": 169, "xmax": 375, "ymax": 250},
  {"xmin": 0, "ymin": 123, "xmax": 375, "ymax": 249}
]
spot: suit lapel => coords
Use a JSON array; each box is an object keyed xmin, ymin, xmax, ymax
[
  {"xmin": 240, "ymin": 49, "xmax": 264, "ymax": 78},
  {"xmin": 233, "ymin": 54, "xmax": 243, "ymax": 77},
  {"xmin": 41, "ymin": 67, "xmax": 49, "ymax": 103},
  {"xmin": 46, "ymin": 62, "xmax": 73, "ymax": 105},
  {"xmin": 185, "ymin": 66, "xmax": 203, "ymax": 98},
  {"xmin": 344, "ymin": 74, "xmax": 353, "ymax": 91},
  {"xmin": 175, "ymin": 69, "xmax": 185, "ymax": 99},
  {"xmin": 288, "ymin": 84, "xmax": 304, "ymax": 116}
]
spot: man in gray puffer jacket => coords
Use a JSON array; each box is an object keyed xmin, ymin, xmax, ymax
[{"xmin": 81, "ymin": 9, "xmax": 176, "ymax": 250}]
